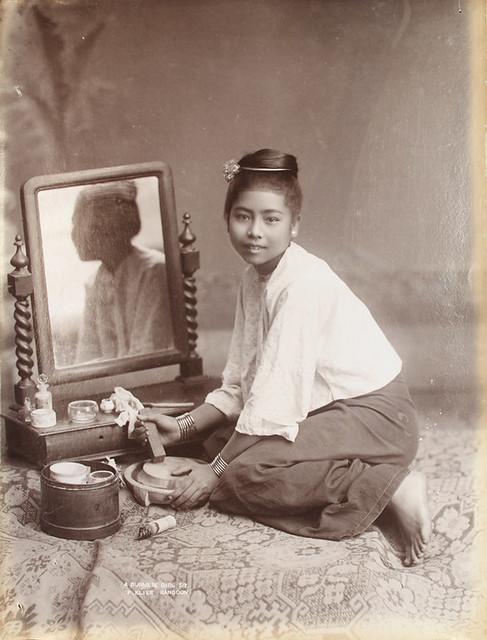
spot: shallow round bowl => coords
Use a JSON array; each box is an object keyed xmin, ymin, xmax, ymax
[
  {"xmin": 68, "ymin": 400, "xmax": 98, "ymax": 424},
  {"xmin": 89, "ymin": 470, "xmax": 115, "ymax": 484},
  {"xmin": 50, "ymin": 462, "xmax": 90, "ymax": 485}
]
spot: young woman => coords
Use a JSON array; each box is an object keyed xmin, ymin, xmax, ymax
[{"xmin": 139, "ymin": 149, "xmax": 431, "ymax": 567}]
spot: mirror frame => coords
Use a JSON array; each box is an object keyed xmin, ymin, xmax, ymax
[{"xmin": 21, "ymin": 161, "xmax": 189, "ymax": 385}]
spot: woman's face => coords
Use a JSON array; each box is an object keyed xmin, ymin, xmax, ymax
[{"xmin": 227, "ymin": 190, "xmax": 300, "ymax": 275}]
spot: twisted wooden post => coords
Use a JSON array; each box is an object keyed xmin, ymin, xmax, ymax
[
  {"xmin": 178, "ymin": 213, "xmax": 203, "ymax": 378},
  {"xmin": 7, "ymin": 235, "xmax": 36, "ymax": 407}
]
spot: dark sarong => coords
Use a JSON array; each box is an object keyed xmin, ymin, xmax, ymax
[{"xmin": 203, "ymin": 373, "xmax": 418, "ymax": 540}]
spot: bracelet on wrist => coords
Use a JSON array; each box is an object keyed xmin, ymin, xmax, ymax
[
  {"xmin": 176, "ymin": 412, "xmax": 197, "ymax": 442},
  {"xmin": 210, "ymin": 452, "xmax": 229, "ymax": 477}
]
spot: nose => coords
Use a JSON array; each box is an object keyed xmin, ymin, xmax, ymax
[{"xmin": 247, "ymin": 219, "xmax": 263, "ymax": 239}]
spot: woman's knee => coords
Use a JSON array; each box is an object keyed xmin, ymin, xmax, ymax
[
  {"xmin": 209, "ymin": 457, "xmax": 273, "ymax": 513},
  {"xmin": 223, "ymin": 455, "xmax": 269, "ymax": 488},
  {"xmin": 395, "ymin": 409, "xmax": 419, "ymax": 465}
]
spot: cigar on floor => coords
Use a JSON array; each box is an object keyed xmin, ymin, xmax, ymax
[{"xmin": 136, "ymin": 515, "xmax": 177, "ymax": 540}]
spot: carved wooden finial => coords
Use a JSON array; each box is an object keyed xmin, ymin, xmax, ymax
[
  {"xmin": 10, "ymin": 235, "xmax": 29, "ymax": 272},
  {"xmin": 179, "ymin": 212, "xmax": 196, "ymax": 251}
]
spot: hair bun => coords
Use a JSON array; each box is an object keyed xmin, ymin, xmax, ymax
[{"xmin": 238, "ymin": 148, "xmax": 298, "ymax": 177}]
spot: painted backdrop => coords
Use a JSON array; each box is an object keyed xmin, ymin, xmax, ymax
[{"xmin": 1, "ymin": 0, "xmax": 476, "ymax": 412}]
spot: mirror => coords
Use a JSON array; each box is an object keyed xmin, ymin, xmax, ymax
[{"xmin": 21, "ymin": 162, "xmax": 189, "ymax": 385}]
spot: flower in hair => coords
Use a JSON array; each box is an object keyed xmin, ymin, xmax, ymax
[{"xmin": 223, "ymin": 159, "xmax": 240, "ymax": 182}]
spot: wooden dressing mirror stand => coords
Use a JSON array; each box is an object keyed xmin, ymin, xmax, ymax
[{"xmin": 2, "ymin": 162, "xmax": 219, "ymax": 467}]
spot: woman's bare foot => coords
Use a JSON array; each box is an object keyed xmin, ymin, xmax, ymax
[{"xmin": 388, "ymin": 470, "xmax": 431, "ymax": 566}]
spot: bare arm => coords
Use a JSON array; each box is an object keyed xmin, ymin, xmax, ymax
[
  {"xmin": 190, "ymin": 403, "xmax": 228, "ymax": 432},
  {"xmin": 219, "ymin": 430, "xmax": 262, "ymax": 462},
  {"xmin": 139, "ymin": 403, "xmax": 262, "ymax": 467},
  {"xmin": 138, "ymin": 402, "xmax": 227, "ymax": 447},
  {"xmin": 160, "ymin": 417, "xmax": 264, "ymax": 511},
  {"xmin": 140, "ymin": 405, "xmax": 266, "ymax": 510}
]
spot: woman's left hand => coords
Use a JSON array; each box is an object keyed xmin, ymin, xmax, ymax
[{"xmin": 169, "ymin": 463, "xmax": 219, "ymax": 510}]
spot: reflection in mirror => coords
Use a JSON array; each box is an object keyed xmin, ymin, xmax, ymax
[{"xmin": 37, "ymin": 176, "xmax": 174, "ymax": 368}]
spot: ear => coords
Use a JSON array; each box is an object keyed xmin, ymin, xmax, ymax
[{"xmin": 291, "ymin": 215, "xmax": 301, "ymax": 238}]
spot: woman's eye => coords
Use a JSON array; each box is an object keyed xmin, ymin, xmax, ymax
[
  {"xmin": 266, "ymin": 217, "xmax": 280, "ymax": 224},
  {"xmin": 235, "ymin": 213, "xmax": 249, "ymax": 221}
]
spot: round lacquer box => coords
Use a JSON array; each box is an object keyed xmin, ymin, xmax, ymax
[{"xmin": 40, "ymin": 460, "xmax": 120, "ymax": 540}]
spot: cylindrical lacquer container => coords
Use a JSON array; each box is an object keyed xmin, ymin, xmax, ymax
[{"xmin": 40, "ymin": 460, "xmax": 120, "ymax": 540}]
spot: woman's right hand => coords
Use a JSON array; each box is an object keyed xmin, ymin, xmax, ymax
[{"xmin": 136, "ymin": 409, "xmax": 181, "ymax": 447}]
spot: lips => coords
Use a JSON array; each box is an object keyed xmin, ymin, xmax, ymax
[{"xmin": 244, "ymin": 244, "xmax": 266, "ymax": 252}]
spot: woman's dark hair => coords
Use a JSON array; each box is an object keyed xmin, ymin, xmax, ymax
[
  {"xmin": 224, "ymin": 149, "xmax": 302, "ymax": 221},
  {"xmin": 74, "ymin": 181, "xmax": 141, "ymax": 242}
]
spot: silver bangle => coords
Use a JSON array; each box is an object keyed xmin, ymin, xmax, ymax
[
  {"xmin": 210, "ymin": 453, "xmax": 228, "ymax": 477},
  {"xmin": 176, "ymin": 412, "xmax": 197, "ymax": 442}
]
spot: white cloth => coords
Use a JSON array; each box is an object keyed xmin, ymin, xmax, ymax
[
  {"xmin": 205, "ymin": 242, "xmax": 402, "ymax": 442},
  {"xmin": 110, "ymin": 386, "xmax": 144, "ymax": 437},
  {"xmin": 76, "ymin": 245, "xmax": 173, "ymax": 362}
]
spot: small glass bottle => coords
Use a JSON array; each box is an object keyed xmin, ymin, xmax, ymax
[
  {"xmin": 35, "ymin": 373, "xmax": 52, "ymax": 410},
  {"xmin": 20, "ymin": 397, "xmax": 33, "ymax": 423}
]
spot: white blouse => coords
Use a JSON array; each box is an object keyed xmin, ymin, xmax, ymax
[
  {"xmin": 205, "ymin": 242, "xmax": 402, "ymax": 442},
  {"xmin": 76, "ymin": 246, "xmax": 173, "ymax": 362}
]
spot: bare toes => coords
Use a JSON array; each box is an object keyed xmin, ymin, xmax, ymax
[
  {"xmin": 414, "ymin": 539, "xmax": 424, "ymax": 558},
  {"xmin": 415, "ymin": 550, "xmax": 425, "ymax": 562}
]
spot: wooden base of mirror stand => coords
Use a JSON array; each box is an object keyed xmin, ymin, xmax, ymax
[{"xmin": 2, "ymin": 377, "xmax": 220, "ymax": 468}]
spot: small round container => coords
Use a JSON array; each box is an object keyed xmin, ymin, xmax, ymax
[
  {"xmin": 31, "ymin": 408, "xmax": 57, "ymax": 428},
  {"xmin": 68, "ymin": 400, "xmax": 98, "ymax": 424},
  {"xmin": 100, "ymin": 398, "xmax": 115, "ymax": 414},
  {"xmin": 49, "ymin": 462, "xmax": 90, "ymax": 484},
  {"xmin": 89, "ymin": 469, "xmax": 114, "ymax": 483},
  {"xmin": 41, "ymin": 460, "xmax": 120, "ymax": 540}
]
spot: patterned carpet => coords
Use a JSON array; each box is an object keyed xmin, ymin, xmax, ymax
[{"xmin": 0, "ymin": 425, "xmax": 485, "ymax": 640}]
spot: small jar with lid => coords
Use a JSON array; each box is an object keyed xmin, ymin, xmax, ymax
[{"xmin": 35, "ymin": 373, "xmax": 52, "ymax": 410}]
